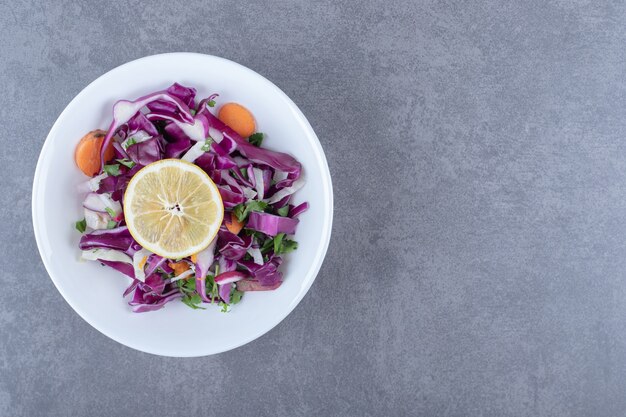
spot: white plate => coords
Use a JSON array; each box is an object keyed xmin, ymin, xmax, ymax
[{"xmin": 32, "ymin": 53, "xmax": 333, "ymax": 357}]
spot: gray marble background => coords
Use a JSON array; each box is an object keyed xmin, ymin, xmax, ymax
[{"xmin": 2, "ymin": 1, "xmax": 626, "ymax": 416}]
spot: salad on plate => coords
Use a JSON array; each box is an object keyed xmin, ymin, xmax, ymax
[{"xmin": 74, "ymin": 83, "xmax": 307, "ymax": 313}]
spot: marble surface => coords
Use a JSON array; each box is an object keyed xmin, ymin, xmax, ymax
[{"xmin": 2, "ymin": 1, "xmax": 626, "ymax": 415}]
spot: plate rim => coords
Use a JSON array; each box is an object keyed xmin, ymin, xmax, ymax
[{"xmin": 31, "ymin": 52, "xmax": 334, "ymax": 357}]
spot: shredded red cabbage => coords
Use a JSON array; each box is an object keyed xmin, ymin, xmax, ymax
[{"xmin": 76, "ymin": 83, "xmax": 307, "ymax": 313}]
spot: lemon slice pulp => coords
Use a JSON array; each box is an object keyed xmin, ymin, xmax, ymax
[{"xmin": 123, "ymin": 159, "xmax": 223, "ymax": 259}]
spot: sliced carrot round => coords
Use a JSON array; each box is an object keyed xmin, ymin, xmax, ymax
[
  {"xmin": 74, "ymin": 130, "xmax": 115, "ymax": 177},
  {"xmin": 218, "ymin": 103, "xmax": 256, "ymax": 138}
]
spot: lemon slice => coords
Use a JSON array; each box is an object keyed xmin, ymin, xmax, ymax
[{"xmin": 123, "ymin": 159, "xmax": 223, "ymax": 259}]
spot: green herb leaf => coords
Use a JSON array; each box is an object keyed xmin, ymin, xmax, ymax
[
  {"xmin": 267, "ymin": 232, "xmax": 299, "ymax": 255},
  {"xmin": 107, "ymin": 220, "xmax": 117, "ymax": 229},
  {"xmin": 277, "ymin": 205, "xmax": 290, "ymax": 217},
  {"xmin": 247, "ymin": 200, "xmax": 268, "ymax": 212},
  {"xmin": 204, "ymin": 273, "xmax": 221, "ymax": 301},
  {"xmin": 190, "ymin": 109, "xmax": 197, "ymax": 116},
  {"xmin": 201, "ymin": 138, "xmax": 213, "ymax": 152},
  {"xmin": 232, "ymin": 204, "xmax": 246, "ymax": 222},
  {"xmin": 205, "ymin": 273, "xmax": 215, "ymax": 288},
  {"xmin": 75, "ymin": 218, "xmax": 87, "ymax": 233},
  {"xmin": 182, "ymin": 293, "xmax": 206, "ymax": 310},
  {"xmin": 219, "ymin": 302, "xmax": 229, "ymax": 313},
  {"xmin": 105, "ymin": 207, "xmax": 116, "ymax": 218},
  {"xmin": 230, "ymin": 289, "xmax": 243, "ymax": 305},
  {"xmin": 248, "ymin": 132, "xmax": 264, "ymax": 147},
  {"xmin": 103, "ymin": 164, "xmax": 121, "ymax": 176},
  {"xmin": 207, "ymin": 100, "xmax": 216, "ymax": 107},
  {"xmin": 260, "ymin": 237, "xmax": 274, "ymax": 254},
  {"xmin": 242, "ymin": 229, "xmax": 267, "ymax": 241},
  {"xmin": 212, "ymin": 281, "xmax": 219, "ymax": 302},
  {"xmin": 116, "ymin": 158, "xmax": 136, "ymax": 169},
  {"xmin": 279, "ymin": 239, "xmax": 298, "ymax": 254},
  {"xmin": 232, "ymin": 200, "xmax": 269, "ymax": 222},
  {"xmin": 177, "ymin": 277, "xmax": 197, "ymax": 294},
  {"xmin": 123, "ymin": 137, "xmax": 137, "ymax": 149},
  {"xmin": 274, "ymin": 233, "xmax": 285, "ymax": 255}
]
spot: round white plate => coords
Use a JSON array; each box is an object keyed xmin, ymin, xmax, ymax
[{"xmin": 32, "ymin": 53, "xmax": 333, "ymax": 357}]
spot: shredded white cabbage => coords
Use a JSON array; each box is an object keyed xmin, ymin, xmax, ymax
[
  {"xmin": 266, "ymin": 178, "xmax": 305, "ymax": 204},
  {"xmin": 247, "ymin": 246, "xmax": 264, "ymax": 265},
  {"xmin": 132, "ymin": 249, "xmax": 152, "ymax": 282},
  {"xmin": 81, "ymin": 248, "xmax": 132, "ymax": 264},
  {"xmin": 84, "ymin": 208, "xmax": 109, "ymax": 230},
  {"xmin": 253, "ymin": 168, "xmax": 265, "ymax": 200},
  {"xmin": 170, "ymin": 268, "xmax": 195, "ymax": 282},
  {"xmin": 181, "ymin": 140, "xmax": 206, "ymax": 162}
]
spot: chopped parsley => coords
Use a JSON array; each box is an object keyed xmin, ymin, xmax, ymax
[
  {"xmin": 75, "ymin": 218, "xmax": 87, "ymax": 233},
  {"xmin": 177, "ymin": 279, "xmax": 206, "ymax": 310},
  {"xmin": 232, "ymin": 201, "xmax": 269, "ymax": 222},
  {"xmin": 103, "ymin": 164, "xmax": 121, "ymax": 176},
  {"xmin": 233, "ymin": 205, "xmax": 245, "ymax": 222},
  {"xmin": 248, "ymin": 132, "xmax": 264, "ymax": 147},
  {"xmin": 258, "ymin": 233, "xmax": 299, "ymax": 255},
  {"xmin": 201, "ymin": 138, "xmax": 213, "ymax": 152},
  {"xmin": 278, "ymin": 239, "xmax": 298, "ymax": 254},
  {"xmin": 182, "ymin": 293, "xmax": 205, "ymax": 310},
  {"xmin": 116, "ymin": 158, "xmax": 135, "ymax": 169},
  {"xmin": 260, "ymin": 238, "xmax": 274, "ymax": 254},
  {"xmin": 272, "ymin": 232, "xmax": 298, "ymax": 254},
  {"xmin": 177, "ymin": 278, "xmax": 196, "ymax": 294},
  {"xmin": 123, "ymin": 137, "xmax": 137, "ymax": 149},
  {"xmin": 242, "ymin": 229, "xmax": 267, "ymax": 240},
  {"xmin": 230, "ymin": 289, "xmax": 243, "ymax": 305},
  {"xmin": 273, "ymin": 233, "xmax": 285, "ymax": 254}
]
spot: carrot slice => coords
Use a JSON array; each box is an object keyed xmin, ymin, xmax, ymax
[
  {"xmin": 218, "ymin": 103, "xmax": 256, "ymax": 138},
  {"xmin": 168, "ymin": 261, "xmax": 191, "ymax": 277},
  {"xmin": 74, "ymin": 130, "xmax": 115, "ymax": 176},
  {"xmin": 225, "ymin": 212, "xmax": 244, "ymax": 235}
]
